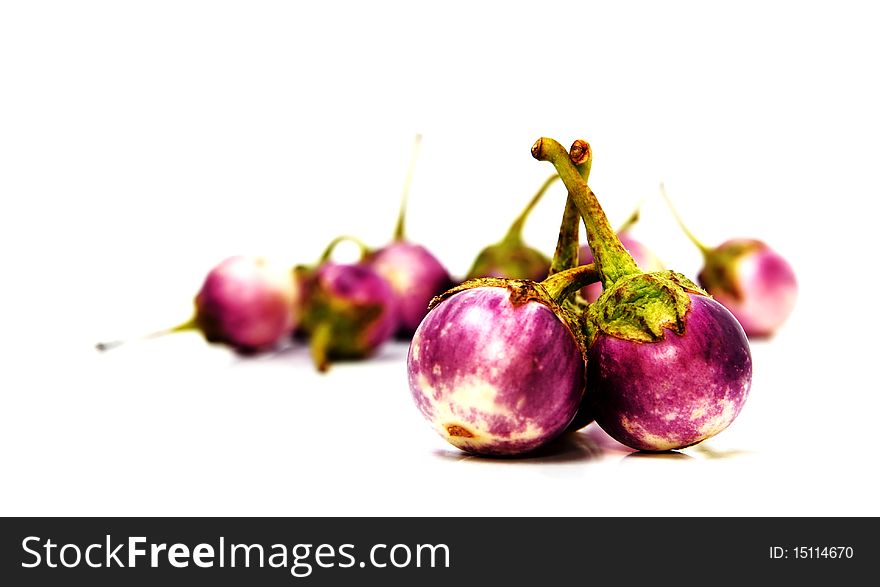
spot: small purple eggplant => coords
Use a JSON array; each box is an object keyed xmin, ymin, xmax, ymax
[
  {"xmin": 367, "ymin": 135, "xmax": 454, "ymax": 339},
  {"xmin": 661, "ymin": 185, "xmax": 797, "ymax": 338},
  {"xmin": 193, "ymin": 256, "xmax": 300, "ymax": 351},
  {"xmin": 408, "ymin": 145, "xmax": 598, "ymax": 457},
  {"xmin": 368, "ymin": 242, "xmax": 452, "ymax": 338},
  {"xmin": 579, "ymin": 208, "xmax": 664, "ymax": 303},
  {"xmin": 298, "ymin": 237, "xmax": 397, "ymax": 372},
  {"xmin": 534, "ymin": 138, "xmax": 752, "ymax": 452},
  {"xmin": 587, "ymin": 294, "xmax": 751, "ymax": 450},
  {"xmin": 408, "ymin": 266, "xmax": 598, "ymax": 457},
  {"xmin": 97, "ymin": 255, "xmax": 299, "ymax": 354},
  {"xmin": 465, "ymin": 175, "xmax": 558, "ymax": 281}
]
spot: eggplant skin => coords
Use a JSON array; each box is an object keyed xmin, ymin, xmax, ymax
[
  {"xmin": 700, "ymin": 239, "xmax": 797, "ymax": 339},
  {"xmin": 195, "ymin": 256, "xmax": 297, "ymax": 352},
  {"xmin": 368, "ymin": 241, "xmax": 452, "ymax": 339},
  {"xmin": 408, "ymin": 286, "xmax": 585, "ymax": 457},
  {"xmin": 588, "ymin": 294, "xmax": 752, "ymax": 452}
]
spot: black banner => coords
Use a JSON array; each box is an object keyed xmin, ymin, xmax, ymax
[{"xmin": 1, "ymin": 517, "xmax": 875, "ymax": 585}]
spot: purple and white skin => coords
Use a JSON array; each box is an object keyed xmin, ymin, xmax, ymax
[
  {"xmin": 662, "ymin": 185, "xmax": 797, "ymax": 338},
  {"xmin": 408, "ymin": 267, "xmax": 597, "ymax": 457},
  {"xmin": 369, "ymin": 242, "xmax": 452, "ymax": 338},
  {"xmin": 96, "ymin": 255, "xmax": 299, "ymax": 354},
  {"xmin": 698, "ymin": 239, "xmax": 797, "ymax": 338},
  {"xmin": 409, "ymin": 144, "xmax": 599, "ymax": 457},
  {"xmin": 587, "ymin": 295, "xmax": 751, "ymax": 451},
  {"xmin": 465, "ymin": 174, "xmax": 556, "ymax": 282},
  {"xmin": 194, "ymin": 256, "xmax": 299, "ymax": 352},
  {"xmin": 299, "ymin": 236, "xmax": 397, "ymax": 371},
  {"xmin": 534, "ymin": 138, "xmax": 752, "ymax": 452},
  {"xmin": 367, "ymin": 134, "xmax": 453, "ymax": 338}
]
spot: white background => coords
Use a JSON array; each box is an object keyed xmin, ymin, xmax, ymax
[{"xmin": 2, "ymin": 1, "xmax": 878, "ymax": 516}]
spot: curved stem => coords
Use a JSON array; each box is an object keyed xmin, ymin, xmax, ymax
[
  {"xmin": 502, "ymin": 174, "xmax": 559, "ymax": 244},
  {"xmin": 532, "ymin": 138, "xmax": 640, "ymax": 286},
  {"xmin": 549, "ymin": 140, "xmax": 592, "ymax": 275},
  {"xmin": 319, "ymin": 235, "xmax": 371, "ymax": 264},
  {"xmin": 393, "ymin": 134, "xmax": 423, "ymax": 241},
  {"xmin": 541, "ymin": 263, "xmax": 599, "ymax": 302},
  {"xmin": 95, "ymin": 318, "xmax": 197, "ymax": 352},
  {"xmin": 659, "ymin": 183, "xmax": 711, "ymax": 256}
]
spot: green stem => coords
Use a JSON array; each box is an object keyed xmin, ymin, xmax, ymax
[
  {"xmin": 532, "ymin": 137, "xmax": 640, "ymax": 286},
  {"xmin": 319, "ymin": 235, "xmax": 371, "ymax": 264},
  {"xmin": 502, "ymin": 174, "xmax": 559, "ymax": 244},
  {"xmin": 549, "ymin": 139, "xmax": 592, "ymax": 275},
  {"xmin": 393, "ymin": 134, "xmax": 423, "ymax": 241},
  {"xmin": 616, "ymin": 202, "xmax": 642, "ymax": 234},
  {"xmin": 310, "ymin": 322, "xmax": 332, "ymax": 372},
  {"xmin": 659, "ymin": 183, "xmax": 711, "ymax": 257},
  {"xmin": 95, "ymin": 318, "xmax": 197, "ymax": 352},
  {"xmin": 549, "ymin": 198, "xmax": 581, "ymax": 276},
  {"xmin": 541, "ymin": 263, "xmax": 599, "ymax": 302}
]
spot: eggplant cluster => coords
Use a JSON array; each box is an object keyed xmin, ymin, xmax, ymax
[
  {"xmin": 407, "ymin": 138, "xmax": 778, "ymax": 456},
  {"xmin": 97, "ymin": 134, "xmax": 796, "ymax": 456},
  {"xmin": 97, "ymin": 136, "xmax": 454, "ymax": 371}
]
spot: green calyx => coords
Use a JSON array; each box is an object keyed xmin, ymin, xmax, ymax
[
  {"xmin": 466, "ymin": 244, "xmax": 550, "ymax": 281},
  {"xmin": 698, "ymin": 240, "xmax": 764, "ymax": 301},
  {"xmin": 301, "ymin": 284, "xmax": 385, "ymax": 372},
  {"xmin": 586, "ymin": 270, "xmax": 708, "ymax": 344},
  {"xmin": 466, "ymin": 174, "xmax": 559, "ymax": 281},
  {"xmin": 532, "ymin": 137, "xmax": 709, "ymax": 344}
]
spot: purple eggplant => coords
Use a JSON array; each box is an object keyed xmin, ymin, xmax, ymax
[
  {"xmin": 534, "ymin": 138, "xmax": 752, "ymax": 451},
  {"xmin": 661, "ymin": 185, "xmax": 797, "ymax": 338},
  {"xmin": 298, "ymin": 236, "xmax": 397, "ymax": 372},
  {"xmin": 587, "ymin": 294, "xmax": 751, "ymax": 450},
  {"xmin": 466, "ymin": 175, "xmax": 558, "ymax": 281},
  {"xmin": 97, "ymin": 255, "xmax": 299, "ymax": 354},
  {"xmin": 368, "ymin": 242, "xmax": 452, "ymax": 338},
  {"xmin": 367, "ymin": 135, "xmax": 453, "ymax": 338},
  {"xmin": 408, "ymin": 146, "xmax": 597, "ymax": 457},
  {"xmin": 408, "ymin": 269, "xmax": 597, "ymax": 457}
]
